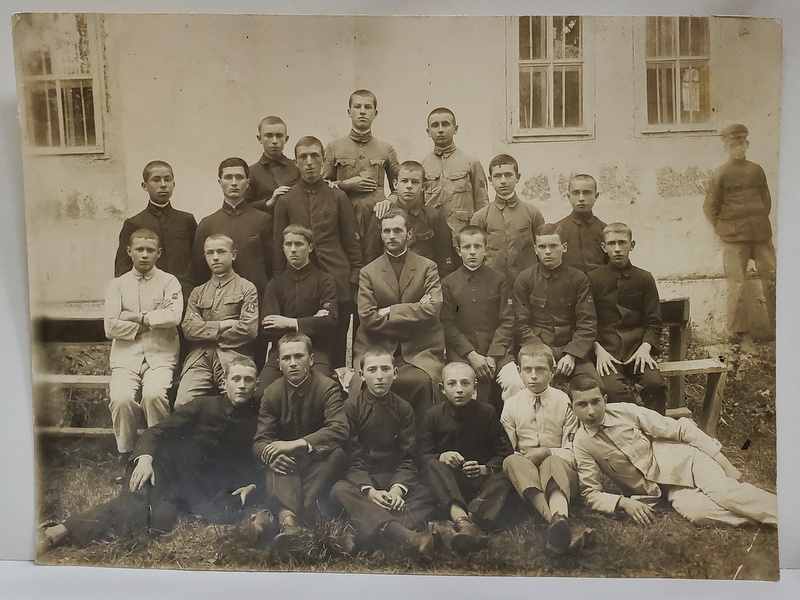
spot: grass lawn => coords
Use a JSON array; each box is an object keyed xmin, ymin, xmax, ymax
[{"xmin": 35, "ymin": 341, "xmax": 779, "ymax": 579}]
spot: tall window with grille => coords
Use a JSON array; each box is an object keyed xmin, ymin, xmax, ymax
[
  {"xmin": 645, "ymin": 16, "xmax": 711, "ymax": 128},
  {"xmin": 510, "ymin": 16, "xmax": 591, "ymax": 138},
  {"xmin": 13, "ymin": 13, "xmax": 105, "ymax": 154}
]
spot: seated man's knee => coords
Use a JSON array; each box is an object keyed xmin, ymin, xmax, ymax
[
  {"xmin": 601, "ymin": 374, "xmax": 635, "ymax": 404},
  {"xmin": 503, "ymin": 453, "xmax": 531, "ymax": 474},
  {"xmin": 109, "ymin": 388, "xmax": 138, "ymax": 411}
]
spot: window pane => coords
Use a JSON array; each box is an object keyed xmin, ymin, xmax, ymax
[
  {"xmin": 519, "ymin": 16, "xmax": 546, "ymax": 60},
  {"xmin": 554, "ymin": 66, "xmax": 583, "ymax": 128},
  {"xmin": 646, "ymin": 16, "xmax": 676, "ymax": 58},
  {"xmin": 519, "ymin": 66, "xmax": 548, "ymax": 129},
  {"xmin": 553, "ymin": 16, "xmax": 581, "ymax": 60},
  {"xmin": 646, "ymin": 63, "xmax": 676, "ymax": 125},
  {"xmin": 61, "ymin": 79, "xmax": 96, "ymax": 147},
  {"xmin": 680, "ymin": 62, "xmax": 710, "ymax": 123},
  {"xmin": 26, "ymin": 81, "xmax": 60, "ymax": 147},
  {"xmin": 679, "ymin": 17, "xmax": 710, "ymax": 56}
]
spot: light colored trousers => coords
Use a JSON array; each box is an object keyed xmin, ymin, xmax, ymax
[
  {"xmin": 109, "ymin": 363, "xmax": 172, "ymax": 453},
  {"xmin": 722, "ymin": 240, "xmax": 776, "ymax": 334}
]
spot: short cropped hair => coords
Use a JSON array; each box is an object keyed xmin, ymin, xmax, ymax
[
  {"xmin": 518, "ymin": 343, "xmax": 556, "ymax": 369},
  {"xmin": 142, "ymin": 160, "xmax": 174, "ymax": 183},
  {"xmin": 380, "ymin": 207, "xmax": 411, "ymax": 229},
  {"xmin": 257, "ymin": 115, "xmax": 287, "ymax": 134},
  {"xmin": 427, "ymin": 107, "xmax": 457, "ymax": 126},
  {"xmin": 454, "ymin": 225, "xmax": 487, "ymax": 247},
  {"xmin": 218, "ymin": 157, "xmax": 249, "ymax": 179},
  {"xmin": 441, "ymin": 361, "xmax": 476, "ymax": 381},
  {"xmin": 203, "ymin": 233, "xmax": 235, "ymax": 250},
  {"xmin": 398, "ymin": 160, "xmax": 425, "ymax": 179},
  {"xmin": 488, "ymin": 154, "xmax": 519, "ymax": 176},
  {"xmin": 359, "ymin": 347, "xmax": 396, "ymax": 370},
  {"xmin": 535, "ymin": 223, "xmax": 564, "ymax": 242},
  {"xmin": 602, "ymin": 222, "xmax": 633, "ymax": 241},
  {"xmin": 568, "ymin": 173, "xmax": 598, "ymax": 193},
  {"xmin": 283, "ymin": 224, "xmax": 314, "ymax": 245},
  {"xmin": 128, "ymin": 228, "xmax": 160, "ymax": 248},
  {"xmin": 225, "ymin": 356, "xmax": 258, "ymax": 376},
  {"xmin": 568, "ymin": 373, "xmax": 605, "ymax": 399},
  {"xmin": 277, "ymin": 331, "xmax": 313, "ymax": 355},
  {"xmin": 294, "ymin": 136, "xmax": 324, "ymax": 158},
  {"xmin": 349, "ymin": 89, "xmax": 378, "ymax": 109}
]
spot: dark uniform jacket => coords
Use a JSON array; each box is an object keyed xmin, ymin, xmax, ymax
[
  {"xmin": 260, "ymin": 262, "xmax": 338, "ymax": 369},
  {"xmin": 342, "ymin": 389, "xmax": 418, "ymax": 490},
  {"xmin": 363, "ymin": 201, "xmax": 455, "ymax": 276},
  {"xmin": 245, "ymin": 153, "xmax": 300, "ymax": 212},
  {"xmin": 114, "ymin": 202, "xmax": 198, "ymax": 301},
  {"xmin": 194, "ymin": 200, "xmax": 273, "ymax": 300},
  {"xmin": 588, "ymin": 261, "xmax": 662, "ymax": 362},
  {"xmin": 273, "ymin": 179, "xmax": 363, "ymax": 303},
  {"xmin": 513, "ymin": 262, "xmax": 597, "ymax": 360},
  {"xmin": 703, "ymin": 158, "xmax": 773, "ymax": 242},
  {"xmin": 441, "ymin": 264, "xmax": 514, "ymax": 369},
  {"xmin": 419, "ymin": 400, "xmax": 513, "ymax": 474},
  {"xmin": 556, "ymin": 212, "xmax": 608, "ymax": 274},
  {"xmin": 252, "ymin": 372, "xmax": 348, "ymax": 459}
]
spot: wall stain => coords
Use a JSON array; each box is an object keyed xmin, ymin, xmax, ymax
[
  {"xmin": 519, "ymin": 174, "xmax": 551, "ymax": 203},
  {"xmin": 597, "ymin": 164, "xmax": 641, "ymax": 203},
  {"xmin": 656, "ymin": 166, "xmax": 713, "ymax": 198},
  {"xmin": 58, "ymin": 191, "xmax": 97, "ymax": 219}
]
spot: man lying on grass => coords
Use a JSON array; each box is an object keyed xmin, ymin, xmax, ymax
[
  {"xmin": 37, "ymin": 358, "xmax": 263, "ymax": 555},
  {"xmin": 569, "ymin": 374, "xmax": 777, "ymax": 527}
]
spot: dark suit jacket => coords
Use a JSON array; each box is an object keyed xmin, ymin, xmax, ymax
[
  {"xmin": 418, "ymin": 400, "xmax": 512, "ymax": 474},
  {"xmin": 441, "ymin": 264, "xmax": 514, "ymax": 368},
  {"xmin": 354, "ymin": 251, "xmax": 445, "ymax": 385},
  {"xmin": 252, "ymin": 371, "xmax": 348, "ymax": 460},
  {"xmin": 114, "ymin": 202, "xmax": 198, "ymax": 301},
  {"xmin": 343, "ymin": 389, "xmax": 418, "ymax": 490}
]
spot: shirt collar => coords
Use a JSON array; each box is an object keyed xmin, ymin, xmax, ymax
[
  {"xmin": 606, "ymin": 260, "xmax": 634, "ymax": 279},
  {"xmin": 286, "ymin": 374, "xmax": 311, "ymax": 393},
  {"xmin": 444, "ymin": 399, "xmax": 473, "ymax": 419},
  {"xmin": 259, "ymin": 152, "xmax": 290, "ymax": 166},
  {"xmin": 299, "ymin": 177, "xmax": 326, "ymax": 193},
  {"xmin": 396, "ymin": 197, "xmax": 424, "ymax": 215},
  {"xmin": 364, "ymin": 388, "xmax": 392, "ymax": 405},
  {"xmin": 569, "ymin": 211, "xmax": 596, "ymax": 225},
  {"xmin": 222, "ymin": 199, "xmax": 248, "ymax": 215},
  {"xmin": 386, "ymin": 248, "xmax": 408, "ymax": 260},
  {"xmin": 349, "ymin": 129, "xmax": 373, "ymax": 144},
  {"xmin": 132, "ymin": 267, "xmax": 158, "ymax": 281},
  {"xmin": 433, "ymin": 142, "xmax": 457, "ymax": 158},
  {"xmin": 460, "ymin": 264, "xmax": 484, "ymax": 280},
  {"xmin": 287, "ymin": 261, "xmax": 312, "ymax": 279},
  {"xmin": 524, "ymin": 387, "xmax": 550, "ymax": 407},
  {"xmin": 494, "ymin": 193, "xmax": 519, "ymax": 209},
  {"xmin": 211, "ymin": 270, "xmax": 236, "ymax": 288},
  {"xmin": 540, "ymin": 262, "xmax": 564, "ymax": 279},
  {"xmin": 585, "ymin": 406, "xmax": 624, "ymax": 437},
  {"xmin": 147, "ymin": 200, "xmax": 171, "ymax": 213}
]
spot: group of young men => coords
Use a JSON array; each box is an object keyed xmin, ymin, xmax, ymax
[{"xmin": 38, "ymin": 90, "xmax": 778, "ymax": 561}]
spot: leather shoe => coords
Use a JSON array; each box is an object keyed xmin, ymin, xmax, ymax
[
  {"xmin": 451, "ymin": 517, "xmax": 488, "ymax": 556},
  {"xmin": 545, "ymin": 513, "xmax": 571, "ymax": 557}
]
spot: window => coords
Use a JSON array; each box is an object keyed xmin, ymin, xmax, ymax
[
  {"xmin": 642, "ymin": 16, "xmax": 712, "ymax": 130},
  {"xmin": 507, "ymin": 16, "xmax": 593, "ymax": 140},
  {"xmin": 14, "ymin": 14, "xmax": 105, "ymax": 154}
]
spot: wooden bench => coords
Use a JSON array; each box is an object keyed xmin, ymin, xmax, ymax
[{"xmin": 660, "ymin": 358, "xmax": 730, "ymax": 436}]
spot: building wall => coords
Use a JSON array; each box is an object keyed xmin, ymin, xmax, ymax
[{"xmin": 16, "ymin": 14, "xmax": 781, "ymax": 340}]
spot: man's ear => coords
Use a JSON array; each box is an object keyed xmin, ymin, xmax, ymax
[
  {"xmin": 562, "ymin": 242, "xmax": 569, "ymax": 252},
  {"xmin": 629, "ymin": 240, "xmax": 636, "ymax": 251},
  {"xmin": 309, "ymin": 352, "xmax": 315, "ymax": 367},
  {"xmin": 231, "ymin": 249, "xmax": 238, "ymax": 262},
  {"xmin": 126, "ymin": 246, "xmax": 133, "ymax": 259},
  {"xmin": 600, "ymin": 241, "xmax": 607, "ymax": 253},
  {"xmin": 438, "ymin": 382, "xmax": 445, "ymax": 393},
  {"xmin": 141, "ymin": 181, "xmax": 147, "ymax": 191}
]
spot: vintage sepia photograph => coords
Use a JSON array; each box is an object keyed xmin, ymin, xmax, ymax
[{"xmin": 13, "ymin": 12, "xmax": 780, "ymax": 579}]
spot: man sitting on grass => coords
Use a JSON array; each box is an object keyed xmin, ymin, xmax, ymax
[
  {"xmin": 569, "ymin": 374, "xmax": 778, "ymax": 527},
  {"xmin": 37, "ymin": 358, "xmax": 263, "ymax": 555}
]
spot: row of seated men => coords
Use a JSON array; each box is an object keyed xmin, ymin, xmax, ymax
[{"xmin": 38, "ymin": 335, "xmax": 778, "ymax": 560}]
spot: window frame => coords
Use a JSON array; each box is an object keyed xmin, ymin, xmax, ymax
[
  {"xmin": 15, "ymin": 13, "xmax": 107, "ymax": 156},
  {"xmin": 506, "ymin": 15, "xmax": 595, "ymax": 142},
  {"xmin": 634, "ymin": 16, "xmax": 718, "ymax": 137}
]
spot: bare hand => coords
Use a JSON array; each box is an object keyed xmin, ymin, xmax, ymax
[
  {"xmin": 231, "ymin": 484, "xmax": 257, "ymax": 506},
  {"xmin": 312, "ymin": 309, "xmax": 330, "ymax": 318},
  {"xmin": 342, "ymin": 176, "xmax": 378, "ymax": 193},
  {"xmin": 462, "ymin": 460, "xmax": 488, "ymax": 479},
  {"xmin": 386, "ymin": 486, "xmax": 406, "ymax": 510},
  {"xmin": 595, "ymin": 345, "xmax": 622, "ymax": 377},
  {"xmin": 119, "ymin": 310, "xmax": 139, "ymax": 323},
  {"xmin": 129, "ymin": 456, "xmax": 155, "ymax": 491},
  {"xmin": 377, "ymin": 307, "xmax": 391, "ymax": 317},
  {"xmin": 219, "ymin": 319, "xmax": 238, "ymax": 333},
  {"xmin": 556, "ymin": 353, "xmax": 576, "ymax": 376},
  {"xmin": 467, "ymin": 351, "xmax": 494, "ymax": 383},
  {"xmin": 268, "ymin": 453, "xmax": 296, "ymax": 475},
  {"xmin": 523, "ymin": 447, "xmax": 552, "ymax": 466},
  {"xmin": 154, "ymin": 297, "xmax": 175, "ymax": 310},
  {"xmin": 264, "ymin": 440, "xmax": 304, "ymax": 464},
  {"xmin": 713, "ymin": 452, "xmax": 742, "ymax": 481},
  {"xmin": 419, "ymin": 294, "xmax": 432, "ymax": 304},
  {"xmin": 618, "ymin": 497, "xmax": 656, "ymax": 526},
  {"xmin": 270, "ymin": 185, "xmax": 292, "ymax": 205},
  {"xmin": 623, "ymin": 343, "xmax": 657, "ymax": 375},
  {"xmin": 439, "ymin": 451, "xmax": 465, "ymax": 469},
  {"xmin": 367, "ymin": 488, "xmax": 393, "ymax": 509},
  {"xmin": 261, "ymin": 315, "xmax": 296, "ymax": 331},
  {"xmin": 373, "ymin": 199, "xmax": 393, "ymax": 219}
]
